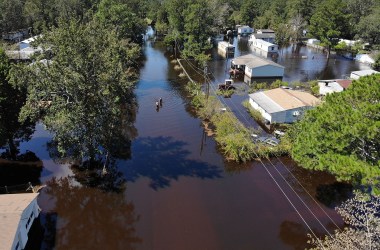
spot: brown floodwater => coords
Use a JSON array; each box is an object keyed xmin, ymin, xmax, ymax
[{"xmin": 16, "ymin": 28, "xmax": 367, "ymax": 249}]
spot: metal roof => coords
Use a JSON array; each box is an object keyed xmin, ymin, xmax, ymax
[
  {"xmin": 0, "ymin": 193, "xmax": 39, "ymax": 250},
  {"xmin": 249, "ymin": 91, "xmax": 284, "ymax": 113},
  {"xmin": 252, "ymin": 39, "xmax": 277, "ymax": 47},
  {"xmin": 232, "ymin": 54, "xmax": 284, "ymax": 69},
  {"xmin": 351, "ymin": 69, "xmax": 379, "ymax": 77},
  {"xmin": 249, "ymin": 88, "xmax": 320, "ymax": 114},
  {"xmin": 251, "ymin": 33, "xmax": 276, "ymax": 39},
  {"xmin": 257, "ymin": 29, "xmax": 275, "ymax": 33}
]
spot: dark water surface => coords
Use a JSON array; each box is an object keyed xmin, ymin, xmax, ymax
[{"xmin": 16, "ymin": 31, "xmax": 369, "ymax": 249}]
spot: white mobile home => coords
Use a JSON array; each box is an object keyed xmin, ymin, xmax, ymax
[
  {"xmin": 231, "ymin": 54, "xmax": 284, "ymax": 78},
  {"xmin": 249, "ymin": 33, "xmax": 276, "ymax": 44},
  {"xmin": 248, "ymin": 88, "xmax": 320, "ymax": 124},
  {"xmin": 218, "ymin": 41, "xmax": 235, "ymax": 57},
  {"xmin": 250, "ymin": 39, "xmax": 278, "ymax": 53},
  {"xmin": 0, "ymin": 193, "xmax": 40, "ymax": 250}
]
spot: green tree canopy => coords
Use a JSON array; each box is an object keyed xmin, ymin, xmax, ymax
[
  {"xmin": 355, "ymin": 6, "xmax": 380, "ymax": 45},
  {"xmin": 308, "ymin": 0, "xmax": 350, "ymax": 57},
  {"xmin": 181, "ymin": 0, "xmax": 215, "ymax": 63},
  {"xmin": 0, "ymin": 0, "xmax": 25, "ymax": 33},
  {"xmin": 291, "ymin": 74, "xmax": 380, "ymax": 192},
  {"xmin": 95, "ymin": 0, "xmax": 146, "ymax": 43},
  {"xmin": 285, "ymin": 0, "xmax": 317, "ymax": 24},
  {"xmin": 10, "ymin": 18, "xmax": 140, "ymax": 163}
]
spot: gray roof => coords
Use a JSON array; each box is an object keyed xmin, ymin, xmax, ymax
[
  {"xmin": 232, "ymin": 54, "xmax": 284, "ymax": 69},
  {"xmin": 249, "ymin": 92, "xmax": 284, "ymax": 113},
  {"xmin": 351, "ymin": 69, "xmax": 379, "ymax": 77},
  {"xmin": 251, "ymin": 33, "xmax": 276, "ymax": 39},
  {"xmin": 257, "ymin": 29, "xmax": 275, "ymax": 34}
]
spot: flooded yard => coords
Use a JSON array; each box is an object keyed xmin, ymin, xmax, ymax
[{"xmin": 7, "ymin": 30, "xmax": 367, "ymax": 249}]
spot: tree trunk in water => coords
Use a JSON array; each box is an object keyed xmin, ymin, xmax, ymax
[
  {"xmin": 8, "ymin": 137, "xmax": 18, "ymax": 161},
  {"xmin": 326, "ymin": 45, "xmax": 331, "ymax": 58}
]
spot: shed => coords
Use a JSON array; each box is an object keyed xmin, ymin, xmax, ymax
[
  {"xmin": 350, "ymin": 69, "xmax": 380, "ymax": 80},
  {"xmin": 248, "ymin": 88, "xmax": 320, "ymax": 124},
  {"xmin": 318, "ymin": 79, "xmax": 352, "ymax": 95},
  {"xmin": 0, "ymin": 193, "xmax": 40, "ymax": 250},
  {"xmin": 231, "ymin": 54, "xmax": 284, "ymax": 78}
]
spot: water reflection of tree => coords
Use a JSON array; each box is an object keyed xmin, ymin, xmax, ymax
[
  {"xmin": 122, "ymin": 136, "xmax": 222, "ymax": 190},
  {"xmin": 279, "ymin": 220, "xmax": 311, "ymax": 250},
  {"xmin": 279, "ymin": 220, "xmax": 338, "ymax": 250},
  {"xmin": 41, "ymin": 177, "xmax": 141, "ymax": 250},
  {"xmin": 274, "ymin": 157, "xmax": 352, "ymax": 207},
  {"xmin": 0, "ymin": 155, "xmax": 42, "ymax": 186},
  {"xmin": 0, "ymin": 65, "xmax": 41, "ymax": 185},
  {"xmin": 70, "ymin": 159, "xmax": 126, "ymax": 193}
]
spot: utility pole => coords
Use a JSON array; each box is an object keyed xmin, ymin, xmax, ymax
[
  {"xmin": 225, "ymin": 53, "xmax": 229, "ymax": 78},
  {"xmin": 175, "ymin": 38, "xmax": 177, "ymax": 59},
  {"xmin": 204, "ymin": 65, "xmax": 209, "ymax": 101}
]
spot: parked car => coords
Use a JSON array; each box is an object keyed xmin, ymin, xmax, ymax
[{"xmin": 274, "ymin": 130, "xmax": 285, "ymax": 137}]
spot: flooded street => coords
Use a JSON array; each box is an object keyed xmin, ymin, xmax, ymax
[{"xmin": 14, "ymin": 31, "xmax": 369, "ymax": 249}]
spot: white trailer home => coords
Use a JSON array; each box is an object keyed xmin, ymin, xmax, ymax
[
  {"xmin": 249, "ymin": 33, "xmax": 276, "ymax": 44},
  {"xmin": 231, "ymin": 54, "xmax": 284, "ymax": 78},
  {"xmin": 248, "ymin": 88, "xmax": 320, "ymax": 124},
  {"xmin": 218, "ymin": 41, "xmax": 235, "ymax": 57},
  {"xmin": 250, "ymin": 39, "xmax": 278, "ymax": 53}
]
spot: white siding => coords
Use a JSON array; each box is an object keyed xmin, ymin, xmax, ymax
[
  {"xmin": 271, "ymin": 107, "xmax": 313, "ymax": 123},
  {"xmin": 249, "ymin": 98, "xmax": 272, "ymax": 123},
  {"xmin": 249, "ymin": 65, "xmax": 284, "ymax": 78},
  {"xmin": 251, "ymin": 40, "xmax": 278, "ymax": 52},
  {"xmin": 11, "ymin": 198, "xmax": 40, "ymax": 250},
  {"xmin": 249, "ymin": 98, "xmax": 314, "ymax": 124}
]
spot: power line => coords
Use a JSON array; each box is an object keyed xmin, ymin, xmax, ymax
[
  {"xmin": 183, "ymin": 55, "xmax": 333, "ymax": 247},
  {"xmin": 169, "ymin": 38, "xmax": 350, "ymax": 249},
  {"xmin": 204, "ymin": 64, "xmax": 353, "ymax": 248}
]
